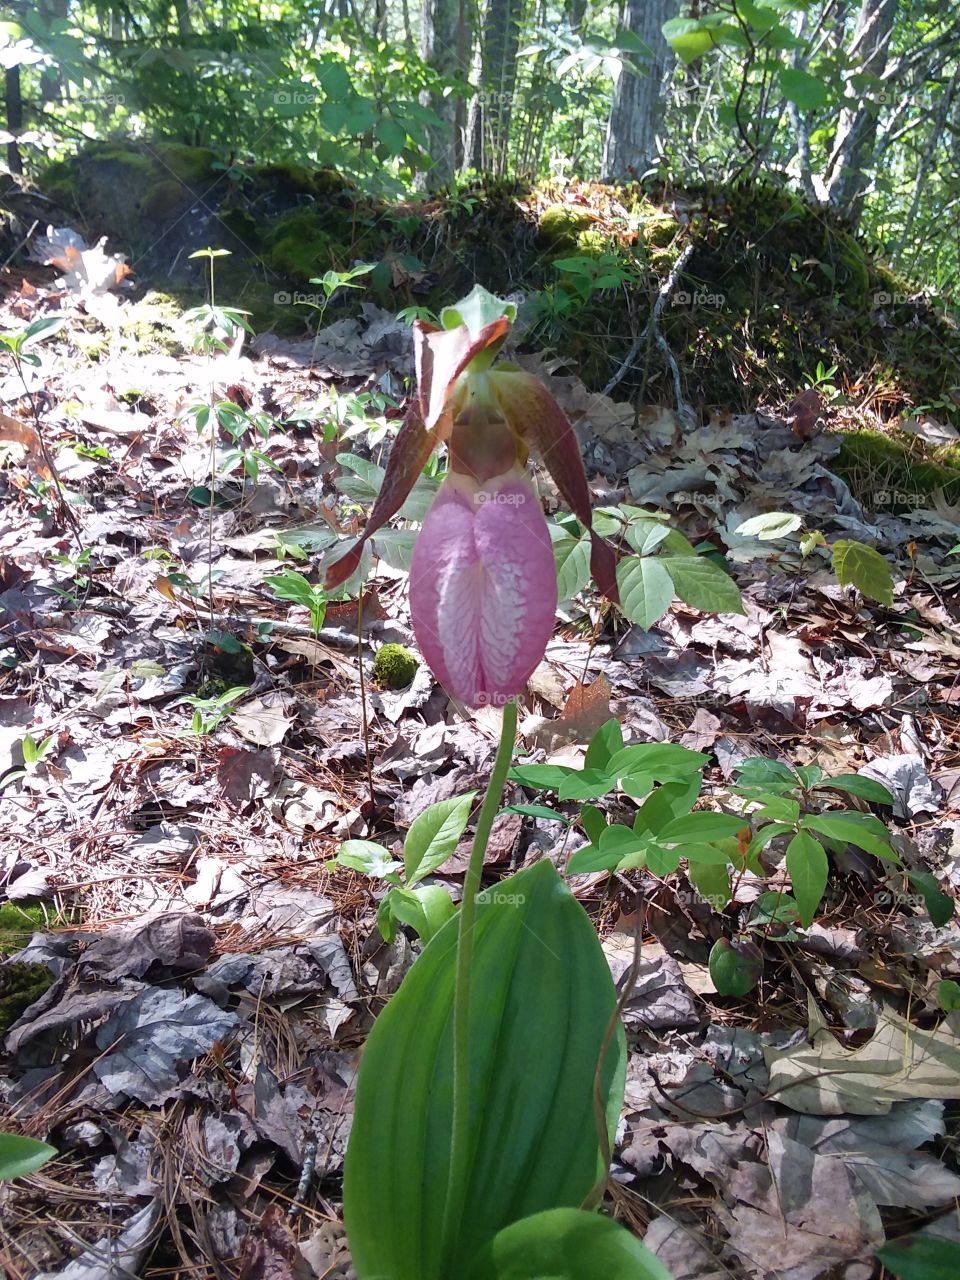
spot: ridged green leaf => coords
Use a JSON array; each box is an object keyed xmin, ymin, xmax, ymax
[
  {"xmin": 466, "ymin": 1208, "xmax": 674, "ymax": 1280},
  {"xmin": 344, "ymin": 860, "xmax": 626, "ymax": 1280}
]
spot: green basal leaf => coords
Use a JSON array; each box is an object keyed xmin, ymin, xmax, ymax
[
  {"xmin": 403, "ymin": 792, "xmax": 477, "ymax": 885},
  {"xmin": 0, "ymin": 1133, "xmax": 56, "ymax": 1181},
  {"xmin": 786, "ymin": 830, "xmax": 828, "ymax": 928},
  {"xmin": 466, "ymin": 1207, "xmax": 673, "ymax": 1280},
  {"xmin": 876, "ymin": 1235, "xmax": 960, "ymax": 1280},
  {"xmin": 344, "ymin": 860, "xmax": 626, "ymax": 1280},
  {"xmin": 831, "ymin": 540, "xmax": 894, "ymax": 606},
  {"xmin": 906, "ymin": 871, "xmax": 954, "ymax": 927}
]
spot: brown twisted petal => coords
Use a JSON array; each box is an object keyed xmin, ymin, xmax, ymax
[
  {"xmin": 323, "ymin": 405, "xmax": 439, "ymax": 589},
  {"xmin": 323, "ymin": 316, "xmax": 512, "ymax": 591},
  {"xmin": 489, "ymin": 370, "xmax": 620, "ymax": 604}
]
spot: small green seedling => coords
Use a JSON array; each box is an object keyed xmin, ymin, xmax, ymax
[
  {"xmin": 331, "ymin": 793, "xmax": 477, "ymax": 943},
  {"xmin": 265, "ymin": 570, "xmax": 327, "ymax": 638},
  {"xmin": 181, "ymin": 685, "xmax": 248, "ymax": 736}
]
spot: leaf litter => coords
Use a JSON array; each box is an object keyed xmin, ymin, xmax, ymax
[{"xmin": 0, "ymin": 272, "xmax": 958, "ymax": 1278}]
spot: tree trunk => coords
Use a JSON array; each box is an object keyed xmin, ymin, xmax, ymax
[
  {"xmin": 479, "ymin": 0, "xmax": 526, "ymax": 175},
  {"xmin": 421, "ymin": 0, "xmax": 470, "ymax": 183},
  {"xmin": 825, "ymin": 0, "xmax": 899, "ymax": 222},
  {"xmin": 601, "ymin": 0, "xmax": 677, "ymax": 181},
  {"xmin": 5, "ymin": 65, "xmax": 22, "ymax": 175}
]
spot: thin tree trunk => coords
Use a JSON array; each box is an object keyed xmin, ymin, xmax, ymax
[
  {"xmin": 480, "ymin": 0, "xmax": 526, "ymax": 175},
  {"xmin": 5, "ymin": 65, "xmax": 22, "ymax": 175},
  {"xmin": 421, "ymin": 0, "xmax": 471, "ymax": 183},
  {"xmin": 825, "ymin": 0, "xmax": 899, "ymax": 222},
  {"xmin": 899, "ymin": 64, "xmax": 959, "ymax": 253},
  {"xmin": 601, "ymin": 0, "xmax": 677, "ymax": 181}
]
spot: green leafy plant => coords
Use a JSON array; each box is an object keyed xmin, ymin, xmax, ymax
[
  {"xmin": 877, "ymin": 1234, "xmax": 960, "ymax": 1279},
  {"xmin": 0, "ymin": 1133, "xmax": 56, "ymax": 1181},
  {"xmin": 331, "ymin": 793, "xmax": 476, "ymax": 943},
  {"xmin": 49, "ymin": 546, "xmax": 94, "ymax": 606},
  {"xmin": 181, "ymin": 400, "xmax": 285, "ymax": 490},
  {"xmin": 265, "ymin": 569, "xmax": 327, "ymax": 638},
  {"xmin": 732, "ymin": 512, "xmax": 895, "ymax": 606},
  {"xmin": 301, "ymin": 262, "xmax": 374, "ymax": 335},
  {"xmin": 182, "ymin": 249, "xmax": 253, "ymax": 357},
  {"xmin": 802, "ymin": 360, "xmax": 839, "ymax": 398},
  {"xmin": 337, "ymin": 291, "xmax": 667, "ymax": 1277},
  {"xmin": 551, "ymin": 503, "xmax": 744, "ymax": 623},
  {"xmin": 0, "ymin": 731, "xmax": 57, "ymax": 793},
  {"xmin": 0, "ymin": 315, "xmax": 82, "ymax": 543},
  {"xmin": 342, "ymin": 705, "xmax": 664, "ymax": 1279},
  {"xmin": 180, "ymin": 685, "xmax": 248, "ymax": 736},
  {"xmin": 511, "ymin": 726, "xmax": 902, "ymax": 943}
]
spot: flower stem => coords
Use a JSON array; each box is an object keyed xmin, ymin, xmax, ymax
[{"xmin": 441, "ymin": 697, "xmax": 517, "ymax": 1265}]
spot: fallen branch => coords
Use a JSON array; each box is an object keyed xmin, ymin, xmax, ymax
[{"xmin": 603, "ymin": 240, "xmax": 695, "ymax": 419}]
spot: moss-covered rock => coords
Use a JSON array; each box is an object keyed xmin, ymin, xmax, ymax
[
  {"xmin": 634, "ymin": 201, "xmax": 680, "ymax": 249},
  {"xmin": 32, "ymin": 150, "xmax": 960, "ymax": 439},
  {"xmin": 835, "ymin": 428, "xmax": 960, "ymax": 511},
  {"xmin": 373, "ymin": 643, "xmax": 418, "ymax": 690},
  {"xmin": 574, "ymin": 228, "xmax": 610, "ymax": 257},
  {"xmin": 264, "ymin": 208, "xmax": 342, "ymax": 281},
  {"xmin": 538, "ymin": 204, "xmax": 594, "ymax": 251}
]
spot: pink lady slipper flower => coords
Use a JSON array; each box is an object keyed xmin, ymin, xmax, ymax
[{"xmin": 325, "ymin": 288, "xmax": 618, "ymax": 707}]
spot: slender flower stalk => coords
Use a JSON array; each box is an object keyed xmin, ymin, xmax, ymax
[{"xmin": 440, "ymin": 697, "xmax": 518, "ymax": 1266}]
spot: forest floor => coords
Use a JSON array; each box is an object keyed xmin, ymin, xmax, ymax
[{"xmin": 0, "ymin": 244, "xmax": 959, "ymax": 1280}]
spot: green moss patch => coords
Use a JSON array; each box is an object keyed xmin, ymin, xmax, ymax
[
  {"xmin": 0, "ymin": 903, "xmax": 47, "ymax": 956},
  {"xmin": 0, "ymin": 961, "xmax": 54, "ymax": 1031},
  {"xmin": 835, "ymin": 428, "xmax": 960, "ymax": 511},
  {"xmin": 373, "ymin": 644, "xmax": 418, "ymax": 690}
]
